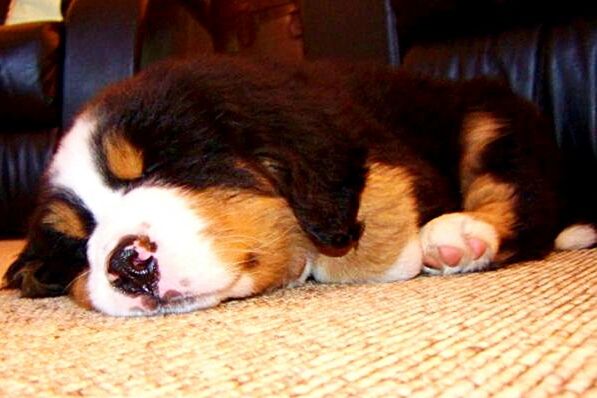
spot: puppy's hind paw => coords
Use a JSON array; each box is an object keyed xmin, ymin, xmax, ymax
[{"xmin": 420, "ymin": 213, "xmax": 499, "ymax": 275}]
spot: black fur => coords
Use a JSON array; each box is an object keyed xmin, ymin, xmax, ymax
[
  {"xmin": 299, "ymin": 62, "xmax": 566, "ymax": 260},
  {"xmin": 89, "ymin": 58, "xmax": 370, "ymax": 253}
]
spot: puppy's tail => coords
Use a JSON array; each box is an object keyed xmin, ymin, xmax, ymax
[
  {"xmin": 554, "ymin": 224, "xmax": 597, "ymax": 250},
  {"xmin": 554, "ymin": 155, "xmax": 596, "ymax": 251}
]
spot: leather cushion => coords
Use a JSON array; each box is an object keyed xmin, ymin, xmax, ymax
[
  {"xmin": 543, "ymin": 18, "xmax": 597, "ymax": 220},
  {"xmin": 0, "ymin": 127, "xmax": 58, "ymax": 237},
  {"xmin": 0, "ymin": 21, "xmax": 62, "ymax": 129},
  {"xmin": 400, "ymin": 26, "xmax": 542, "ymax": 102},
  {"xmin": 544, "ymin": 18, "xmax": 597, "ymax": 164},
  {"xmin": 401, "ymin": 18, "xmax": 596, "ymax": 164},
  {"xmin": 391, "ymin": 0, "xmax": 597, "ymax": 47}
]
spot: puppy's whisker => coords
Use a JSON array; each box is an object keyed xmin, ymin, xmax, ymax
[
  {"xmin": 254, "ymin": 226, "xmax": 298, "ymax": 248},
  {"xmin": 208, "ymin": 231, "xmax": 289, "ymax": 247},
  {"xmin": 65, "ymin": 270, "xmax": 90, "ymax": 291},
  {"xmin": 213, "ymin": 232, "xmax": 291, "ymax": 253}
]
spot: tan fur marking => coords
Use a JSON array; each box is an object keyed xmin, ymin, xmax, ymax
[
  {"xmin": 460, "ymin": 112, "xmax": 503, "ymax": 191},
  {"xmin": 103, "ymin": 131, "xmax": 144, "ymax": 180},
  {"xmin": 184, "ymin": 189, "xmax": 310, "ymax": 295},
  {"xmin": 69, "ymin": 272, "xmax": 93, "ymax": 310},
  {"xmin": 314, "ymin": 163, "xmax": 420, "ymax": 283},
  {"xmin": 41, "ymin": 201, "xmax": 87, "ymax": 239},
  {"xmin": 464, "ymin": 174, "xmax": 517, "ymax": 258}
]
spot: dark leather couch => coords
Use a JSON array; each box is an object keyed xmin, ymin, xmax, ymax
[
  {"xmin": 302, "ymin": 0, "xmax": 596, "ymax": 221},
  {"xmin": 0, "ymin": 0, "xmax": 212, "ymax": 237},
  {"xmin": 2, "ymin": 0, "xmax": 594, "ymax": 236}
]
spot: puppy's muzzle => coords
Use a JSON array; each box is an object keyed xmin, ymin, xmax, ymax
[{"xmin": 107, "ymin": 235, "xmax": 160, "ymax": 297}]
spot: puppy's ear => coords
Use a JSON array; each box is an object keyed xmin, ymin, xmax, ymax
[
  {"xmin": 249, "ymin": 142, "xmax": 368, "ymax": 257},
  {"xmin": 211, "ymin": 59, "xmax": 370, "ymax": 256}
]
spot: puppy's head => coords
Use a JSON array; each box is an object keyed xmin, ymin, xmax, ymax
[
  {"xmin": 82, "ymin": 184, "xmax": 310, "ymax": 316},
  {"xmin": 66, "ymin": 57, "xmax": 368, "ymax": 316}
]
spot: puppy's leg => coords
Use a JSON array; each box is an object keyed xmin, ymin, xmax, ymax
[
  {"xmin": 421, "ymin": 110, "xmax": 560, "ymax": 274},
  {"xmin": 3, "ymin": 191, "xmax": 93, "ymax": 297},
  {"xmin": 311, "ymin": 163, "xmax": 423, "ymax": 283}
]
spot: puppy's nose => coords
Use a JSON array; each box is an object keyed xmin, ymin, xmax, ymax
[{"xmin": 107, "ymin": 235, "xmax": 160, "ymax": 297}]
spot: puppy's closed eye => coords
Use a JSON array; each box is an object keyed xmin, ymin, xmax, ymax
[{"xmin": 255, "ymin": 152, "xmax": 292, "ymax": 187}]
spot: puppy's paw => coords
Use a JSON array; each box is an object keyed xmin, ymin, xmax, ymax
[
  {"xmin": 3, "ymin": 237, "xmax": 89, "ymax": 298},
  {"xmin": 420, "ymin": 213, "xmax": 498, "ymax": 275},
  {"xmin": 3, "ymin": 258, "xmax": 66, "ymax": 297}
]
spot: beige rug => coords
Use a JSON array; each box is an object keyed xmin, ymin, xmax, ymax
[{"xmin": 1, "ymin": 240, "xmax": 596, "ymax": 397}]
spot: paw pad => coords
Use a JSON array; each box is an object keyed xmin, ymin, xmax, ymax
[{"xmin": 420, "ymin": 213, "xmax": 498, "ymax": 275}]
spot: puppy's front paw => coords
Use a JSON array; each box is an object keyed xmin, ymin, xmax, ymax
[
  {"xmin": 4, "ymin": 258, "xmax": 65, "ymax": 297},
  {"xmin": 3, "ymin": 237, "xmax": 89, "ymax": 298},
  {"xmin": 420, "ymin": 213, "xmax": 498, "ymax": 275}
]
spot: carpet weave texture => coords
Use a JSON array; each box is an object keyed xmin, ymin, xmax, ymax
[{"xmin": 1, "ymin": 240, "xmax": 596, "ymax": 397}]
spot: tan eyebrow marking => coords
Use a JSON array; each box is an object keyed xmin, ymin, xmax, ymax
[{"xmin": 103, "ymin": 130, "xmax": 144, "ymax": 180}]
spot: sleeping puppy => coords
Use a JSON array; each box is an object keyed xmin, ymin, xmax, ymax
[{"xmin": 3, "ymin": 56, "xmax": 596, "ymax": 316}]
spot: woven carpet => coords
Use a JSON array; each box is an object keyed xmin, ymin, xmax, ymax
[{"xmin": 1, "ymin": 240, "xmax": 596, "ymax": 397}]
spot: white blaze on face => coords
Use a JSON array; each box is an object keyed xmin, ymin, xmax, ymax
[
  {"xmin": 49, "ymin": 115, "xmax": 123, "ymax": 223},
  {"xmin": 86, "ymin": 186, "xmax": 241, "ymax": 316}
]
